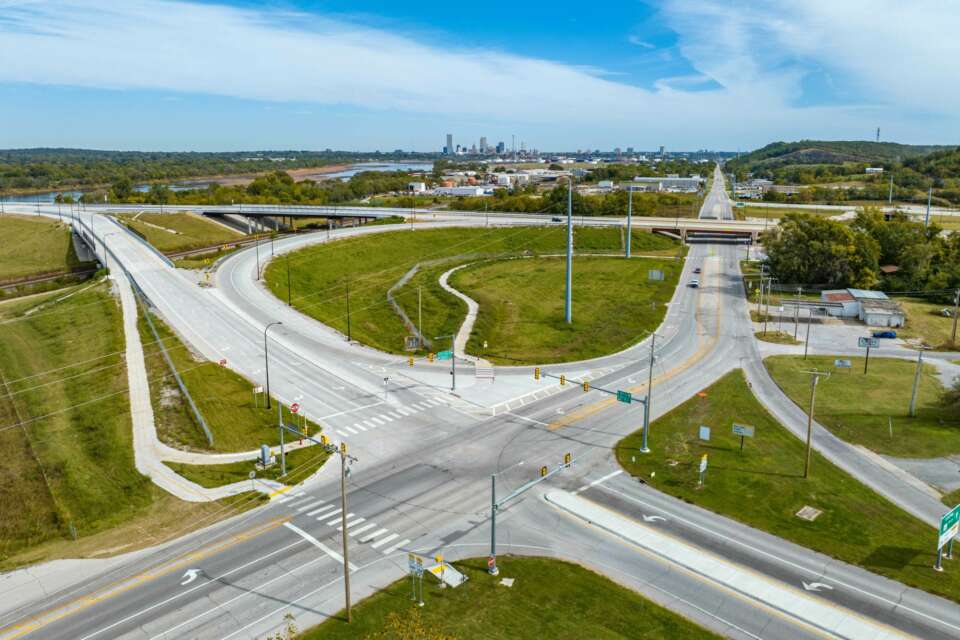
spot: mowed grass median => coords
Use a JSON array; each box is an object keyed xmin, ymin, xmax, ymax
[
  {"xmin": 616, "ymin": 371, "xmax": 960, "ymax": 602},
  {"xmin": 765, "ymin": 355, "xmax": 960, "ymax": 458},
  {"xmin": 300, "ymin": 556, "xmax": 718, "ymax": 640},
  {"xmin": 0, "ymin": 214, "xmax": 91, "ymax": 281},
  {"xmin": 0, "ymin": 282, "xmax": 264, "ymax": 568},
  {"xmin": 119, "ymin": 212, "xmax": 242, "ymax": 253},
  {"xmin": 265, "ymin": 226, "xmax": 682, "ymax": 362}
]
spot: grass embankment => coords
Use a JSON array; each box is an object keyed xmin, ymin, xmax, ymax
[
  {"xmin": 0, "ymin": 283, "xmax": 264, "ymax": 568},
  {"xmin": 896, "ymin": 299, "xmax": 959, "ymax": 350},
  {"xmin": 754, "ymin": 330, "xmax": 801, "ymax": 345},
  {"xmin": 766, "ymin": 355, "xmax": 960, "ymax": 457},
  {"xmin": 0, "ymin": 214, "xmax": 92, "ymax": 281},
  {"xmin": 452, "ymin": 256, "xmax": 681, "ymax": 364},
  {"xmin": 265, "ymin": 226, "xmax": 682, "ymax": 359},
  {"xmin": 740, "ymin": 206, "xmax": 840, "ymax": 220},
  {"xmin": 138, "ymin": 306, "xmax": 321, "ymax": 453},
  {"xmin": 300, "ymin": 557, "xmax": 717, "ymax": 640},
  {"xmin": 617, "ymin": 371, "xmax": 960, "ymax": 602},
  {"xmin": 164, "ymin": 446, "xmax": 329, "ymax": 488},
  {"xmin": 119, "ymin": 212, "xmax": 242, "ymax": 253}
]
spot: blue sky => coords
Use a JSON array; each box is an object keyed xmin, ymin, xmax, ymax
[{"xmin": 0, "ymin": 0, "xmax": 957, "ymax": 151}]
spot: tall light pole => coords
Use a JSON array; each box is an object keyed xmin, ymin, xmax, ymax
[
  {"xmin": 802, "ymin": 369, "xmax": 830, "ymax": 478},
  {"xmin": 285, "ymin": 254, "xmax": 292, "ymax": 306},
  {"xmin": 339, "ymin": 442, "xmax": 354, "ymax": 623},
  {"xmin": 925, "ymin": 186, "xmax": 933, "ymax": 227},
  {"xmin": 263, "ymin": 321, "xmax": 282, "ymax": 409},
  {"xmin": 626, "ymin": 187, "xmax": 633, "ymax": 259},
  {"xmin": 641, "ymin": 332, "xmax": 658, "ymax": 453},
  {"xmin": 952, "ymin": 289, "xmax": 959, "ymax": 347},
  {"xmin": 564, "ymin": 176, "xmax": 573, "ymax": 324},
  {"xmin": 345, "ymin": 278, "xmax": 352, "ymax": 342},
  {"xmin": 909, "ymin": 349, "xmax": 927, "ymax": 418}
]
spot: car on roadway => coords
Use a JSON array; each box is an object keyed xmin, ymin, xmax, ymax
[
  {"xmin": 693, "ymin": 267, "xmax": 702, "ymax": 274},
  {"xmin": 688, "ymin": 278, "xmax": 700, "ymax": 288},
  {"xmin": 551, "ymin": 216, "xmax": 563, "ymax": 223},
  {"xmin": 872, "ymin": 330, "xmax": 897, "ymax": 339}
]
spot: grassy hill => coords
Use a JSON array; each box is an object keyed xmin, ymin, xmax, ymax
[{"xmin": 730, "ymin": 140, "xmax": 949, "ymax": 172}]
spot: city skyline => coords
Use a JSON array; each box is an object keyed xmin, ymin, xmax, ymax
[{"xmin": 0, "ymin": 0, "xmax": 958, "ymax": 151}]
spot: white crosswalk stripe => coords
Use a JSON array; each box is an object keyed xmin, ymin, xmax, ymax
[
  {"xmin": 336, "ymin": 430, "xmax": 348, "ymax": 437},
  {"xmin": 345, "ymin": 427, "xmax": 358, "ymax": 435},
  {"xmin": 296, "ymin": 500, "xmax": 325, "ymax": 512},
  {"xmin": 370, "ymin": 533, "xmax": 399, "ymax": 549},
  {"xmin": 363, "ymin": 420, "xmax": 376, "ymax": 429},
  {"xmin": 382, "ymin": 538, "xmax": 410, "ymax": 555},
  {"xmin": 286, "ymin": 497, "xmax": 315, "ymax": 508},
  {"xmin": 396, "ymin": 408, "xmax": 411, "ymax": 416},
  {"xmin": 307, "ymin": 505, "xmax": 337, "ymax": 517},
  {"xmin": 326, "ymin": 512, "xmax": 353, "ymax": 526},
  {"xmin": 348, "ymin": 523, "xmax": 377, "ymax": 537},
  {"xmin": 389, "ymin": 411, "xmax": 403, "ymax": 419},
  {"xmin": 337, "ymin": 517, "xmax": 366, "ymax": 531},
  {"xmin": 317, "ymin": 508, "xmax": 342, "ymax": 521},
  {"xmin": 359, "ymin": 528, "xmax": 388, "ymax": 543},
  {"xmin": 376, "ymin": 415, "xmax": 391, "ymax": 423},
  {"xmin": 354, "ymin": 423, "xmax": 367, "ymax": 431}
]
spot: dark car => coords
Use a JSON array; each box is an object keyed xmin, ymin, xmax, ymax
[
  {"xmin": 872, "ymin": 330, "xmax": 897, "ymax": 339},
  {"xmin": 694, "ymin": 267, "xmax": 702, "ymax": 274},
  {"xmin": 551, "ymin": 216, "xmax": 563, "ymax": 222}
]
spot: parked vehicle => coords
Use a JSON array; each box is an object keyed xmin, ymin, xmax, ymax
[
  {"xmin": 942, "ymin": 308, "xmax": 954, "ymax": 318},
  {"xmin": 872, "ymin": 330, "xmax": 897, "ymax": 339}
]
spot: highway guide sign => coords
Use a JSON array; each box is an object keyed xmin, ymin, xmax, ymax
[
  {"xmin": 939, "ymin": 505, "xmax": 960, "ymax": 550},
  {"xmin": 437, "ymin": 350, "xmax": 453, "ymax": 360},
  {"xmin": 616, "ymin": 390, "xmax": 632, "ymax": 404}
]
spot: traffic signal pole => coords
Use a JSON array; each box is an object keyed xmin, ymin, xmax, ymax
[{"xmin": 564, "ymin": 176, "xmax": 573, "ymax": 324}]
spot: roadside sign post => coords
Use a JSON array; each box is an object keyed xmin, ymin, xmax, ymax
[
  {"xmin": 732, "ymin": 423, "xmax": 755, "ymax": 453},
  {"xmin": 936, "ymin": 505, "xmax": 960, "ymax": 571},
  {"xmin": 698, "ymin": 454, "xmax": 708, "ymax": 486},
  {"xmin": 858, "ymin": 336, "xmax": 879, "ymax": 374}
]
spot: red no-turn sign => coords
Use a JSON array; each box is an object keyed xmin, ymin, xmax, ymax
[{"xmin": 290, "ymin": 403, "xmax": 300, "ymax": 414}]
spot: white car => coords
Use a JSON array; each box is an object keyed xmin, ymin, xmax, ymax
[{"xmin": 688, "ymin": 278, "xmax": 700, "ymax": 288}]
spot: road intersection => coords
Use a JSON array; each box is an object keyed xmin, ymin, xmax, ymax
[{"xmin": 2, "ymin": 171, "xmax": 960, "ymax": 639}]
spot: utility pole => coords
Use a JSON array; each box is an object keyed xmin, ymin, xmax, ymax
[
  {"xmin": 345, "ymin": 278, "xmax": 352, "ymax": 342},
  {"xmin": 417, "ymin": 286, "xmax": 423, "ymax": 345},
  {"xmin": 263, "ymin": 321, "xmax": 282, "ymax": 409},
  {"xmin": 909, "ymin": 350, "xmax": 925, "ymax": 418},
  {"xmin": 804, "ymin": 309, "xmax": 813, "ymax": 359},
  {"xmin": 952, "ymin": 289, "xmax": 959, "ymax": 346},
  {"xmin": 802, "ymin": 369, "xmax": 831, "ymax": 478},
  {"xmin": 794, "ymin": 287, "xmax": 802, "ymax": 339},
  {"xmin": 626, "ymin": 188, "xmax": 633, "ymax": 259},
  {"xmin": 888, "ymin": 175, "xmax": 894, "ymax": 204},
  {"xmin": 339, "ymin": 442, "xmax": 353, "ymax": 623},
  {"xmin": 564, "ymin": 176, "xmax": 573, "ymax": 324},
  {"xmin": 925, "ymin": 186, "xmax": 933, "ymax": 227},
  {"xmin": 641, "ymin": 333, "xmax": 658, "ymax": 453}
]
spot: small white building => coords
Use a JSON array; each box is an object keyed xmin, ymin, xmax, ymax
[
  {"xmin": 408, "ymin": 182, "xmax": 427, "ymax": 193},
  {"xmin": 820, "ymin": 290, "xmax": 859, "ymax": 317},
  {"xmin": 819, "ymin": 289, "xmax": 905, "ymax": 327},
  {"xmin": 597, "ymin": 180, "xmax": 615, "ymax": 189},
  {"xmin": 865, "ymin": 167, "xmax": 884, "ymax": 174},
  {"xmin": 435, "ymin": 186, "xmax": 488, "ymax": 197}
]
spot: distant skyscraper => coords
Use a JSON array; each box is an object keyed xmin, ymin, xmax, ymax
[
  {"xmin": 446, "ymin": 133, "xmax": 453, "ymax": 155},
  {"xmin": 496, "ymin": 141, "xmax": 506, "ymax": 154},
  {"xmin": 480, "ymin": 136, "xmax": 488, "ymax": 153},
  {"xmin": 659, "ymin": 145, "xmax": 665, "ymax": 157}
]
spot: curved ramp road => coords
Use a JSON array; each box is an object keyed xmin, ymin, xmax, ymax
[{"xmin": 1, "ymin": 204, "xmax": 959, "ymax": 640}]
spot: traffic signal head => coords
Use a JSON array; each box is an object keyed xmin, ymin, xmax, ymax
[
  {"xmin": 540, "ymin": 465, "xmax": 548, "ymax": 477},
  {"xmin": 408, "ymin": 356, "xmax": 414, "ymax": 367},
  {"xmin": 534, "ymin": 367, "xmax": 541, "ymax": 380},
  {"xmin": 560, "ymin": 374, "xmax": 566, "ymax": 386},
  {"xmin": 582, "ymin": 381, "xmax": 590, "ymax": 392},
  {"xmin": 320, "ymin": 434, "xmax": 329, "ymax": 445},
  {"xmin": 428, "ymin": 352, "xmax": 435, "ymax": 362},
  {"xmin": 564, "ymin": 452, "xmax": 572, "ymax": 465}
]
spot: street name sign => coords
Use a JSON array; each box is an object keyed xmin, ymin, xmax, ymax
[
  {"xmin": 858, "ymin": 337, "xmax": 880, "ymax": 348},
  {"xmin": 732, "ymin": 423, "xmax": 755, "ymax": 438},
  {"xmin": 616, "ymin": 390, "xmax": 632, "ymax": 404},
  {"xmin": 436, "ymin": 350, "xmax": 453, "ymax": 360},
  {"xmin": 939, "ymin": 505, "xmax": 960, "ymax": 550}
]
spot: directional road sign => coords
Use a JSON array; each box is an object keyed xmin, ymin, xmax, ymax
[
  {"xmin": 939, "ymin": 505, "xmax": 960, "ymax": 550},
  {"xmin": 732, "ymin": 423, "xmax": 755, "ymax": 438},
  {"xmin": 834, "ymin": 359, "xmax": 852, "ymax": 369},
  {"xmin": 858, "ymin": 337, "xmax": 880, "ymax": 348},
  {"xmin": 616, "ymin": 390, "xmax": 632, "ymax": 404},
  {"xmin": 436, "ymin": 350, "xmax": 453, "ymax": 360}
]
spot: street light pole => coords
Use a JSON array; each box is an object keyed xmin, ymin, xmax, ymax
[
  {"xmin": 641, "ymin": 332, "xmax": 657, "ymax": 453},
  {"xmin": 564, "ymin": 176, "xmax": 573, "ymax": 324},
  {"xmin": 339, "ymin": 442, "xmax": 353, "ymax": 623},
  {"xmin": 626, "ymin": 188, "xmax": 633, "ymax": 259},
  {"xmin": 909, "ymin": 350, "xmax": 926, "ymax": 418},
  {"xmin": 255, "ymin": 230, "xmax": 261, "ymax": 280},
  {"xmin": 345, "ymin": 278, "xmax": 352, "ymax": 342},
  {"xmin": 286, "ymin": 254, "xmax": 291, "ymax": 306},
  {"xmin": 952, "ymin": 289, "xmax": 959, "ymax": 347},
  {"xmin": 263, "ymin": 321, "xmax": 282, "ymax": 409},
  {"xmin": 803, "ymin": 370, "xmax": 830, "ymax": 478}
]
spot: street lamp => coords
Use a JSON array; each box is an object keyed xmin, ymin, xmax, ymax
[{"xmin": 263, "ymin": 321, "xmax": 283, "ymax": 409}]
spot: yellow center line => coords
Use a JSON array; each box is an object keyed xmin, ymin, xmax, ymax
[
  {"xmin": 0, "ymin": 516, "xmax": 291, "ymax": 640},
  {"xmin": 548, "ymin": 260, "xmax": 722, "ymax": 431}
]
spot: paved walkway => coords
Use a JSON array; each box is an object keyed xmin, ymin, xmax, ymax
[{"xmin": 437, "ymin": 263, "xmax": 494, "ymax": 378}]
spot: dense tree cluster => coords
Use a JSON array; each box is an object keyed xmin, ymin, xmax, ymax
[
  {"xmin": 581, "ymin": 160, "xmax": 714, "ymax": 183},
  {"xmin": 763, "ymin": 210, "xmax": 960, "ymax": 298},
  {"xmin": 447, "ymin": 186, "xmax": 699, "ymax": 217}
]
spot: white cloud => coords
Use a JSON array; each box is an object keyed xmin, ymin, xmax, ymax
[
  {"xmin": 627, "ymin": 35, "xmax": 656, "ymax": 48},
  {"xmin": 0, "ymin": 0, "xmax": 957, "ymax": 148}
]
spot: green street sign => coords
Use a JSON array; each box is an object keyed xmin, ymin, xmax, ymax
[
  {"xmin": 939, "ymin": 505, "xmax": 960, "ymax": 549},
  {"xmin": 436, "ymin": 350, "xmax": 453, "ymax": 360},
  {"xmin": 616, "ymin": 390, "xmax": 632, "ymax": 404}
]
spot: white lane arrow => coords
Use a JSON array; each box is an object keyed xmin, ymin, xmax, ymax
[
  {"xmin": 180, "ymin": 569, "xmax": 201, "ymax": 586},
  {"xmin": 642, "ymin": 515, "xmax": 666, "ymax": 523},
  {"xmin": 802, "ymin": 581, "xmax": 833, "ymax": 592}
]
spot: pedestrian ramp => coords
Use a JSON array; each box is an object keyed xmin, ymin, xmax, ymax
[{"xmin": 427, "ymin": 562, "xmax": 468, "ymax": 588}]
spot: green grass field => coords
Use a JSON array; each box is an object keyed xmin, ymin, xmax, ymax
[
  {"xmin": 739, "ymin": 206, "xmax": 840, "ymax": 220},
  {"xmin": 765, "ymin": 355, "xmax": 960, "ymax": 457},
  {"xmin": 138, "ymin": 305, "xmax": 320, "ymax": 452},
  {"xmin": 164, "ymin": 445, "xmax": 329, "ymax": 488},
  {"xmin": 0, "ymin": 214, "xmax": 91, "ymax": 281},
  {"xmin": 897, "ymin": 299, "xmax": 959, "ymax": 350},
  {"xmin": 451, "ymin": 256, "xmax": 680, "ymax": 364},
  {"xmin": 0, "ymin": 282, "xmax": 267, "ymax": 567},
  {"xmin": 299, "ymin": 557, "xmax": 717, "ymax": 640},
  {"xmin": 266, "ymin": 226, "xmax": 681, "ymax": 359},
  {"xmin": 754, "ymin": 330, "xmax": 801, "ymax": 345},
  {"xmin": 119, "ymin": 212, "xmax": 242, "ymax": 253},
  {"xmin": 617, "ymin": 371, "xmax": 960, "ymax": 602}
]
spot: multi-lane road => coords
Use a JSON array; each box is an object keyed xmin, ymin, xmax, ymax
[{"xmin": 1, "ymin": 198, "xmax": 959, "ymax": 639}]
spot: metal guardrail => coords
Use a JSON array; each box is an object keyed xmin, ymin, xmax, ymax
[{"xmin": 104, "ymin": 215, "xmax": 176, "ymax": 268}]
